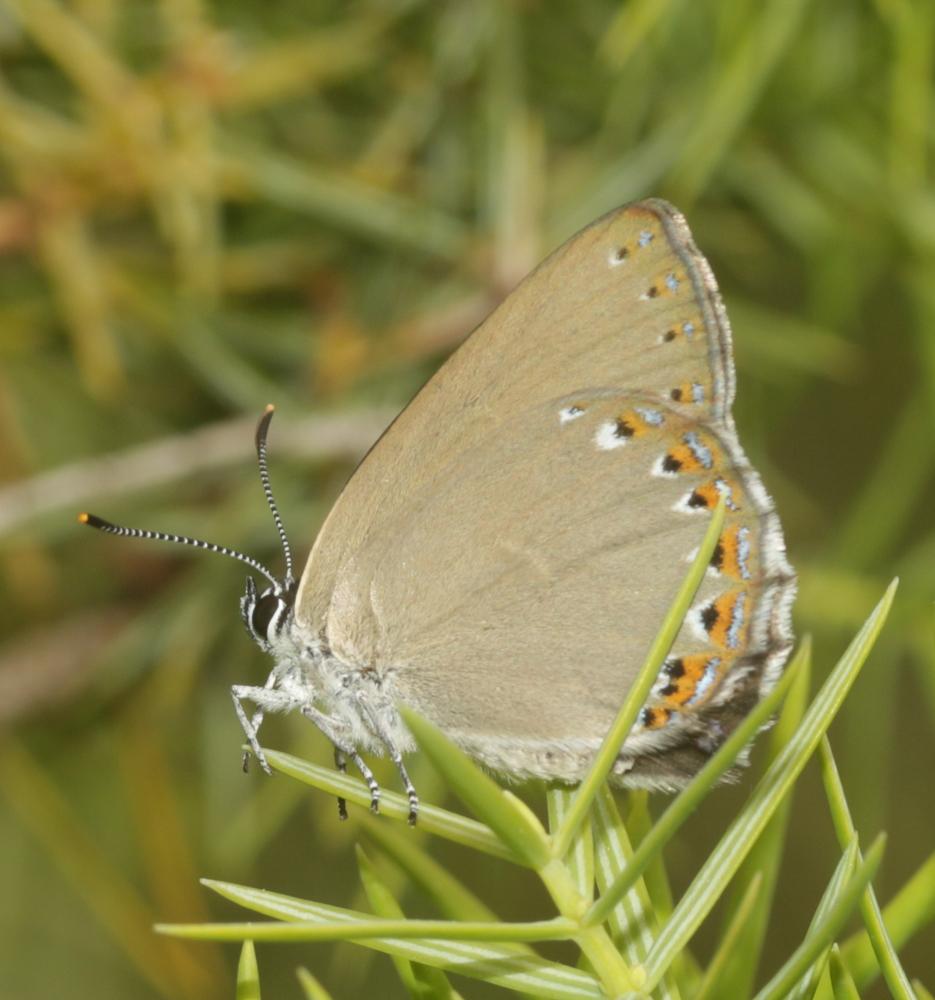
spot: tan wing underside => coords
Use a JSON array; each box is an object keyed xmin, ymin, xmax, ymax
[
  {"xmin": 305, "ymin": 390, "xmax": 782, "ymax": 745},
  {"xmin": 299, "ymin": 200, "xmax": 735, "ymax": 634}
]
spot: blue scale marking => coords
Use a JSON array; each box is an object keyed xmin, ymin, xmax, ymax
[
  {"xmin": 737, "ymin": 526, "xmax": 751, "ymax": 579},
  {"xmin": 635, "ymin": 407, "xmax": 665, "ymax": 426},
  {"xmin": 683, "ymin": 430, "xmax": 713, "ymax": 469},
  {"xmin": 715, "ymin": 478, "xmax": 738, "ymax": 510},
  {"xmin": 727, "ymin": 596, "xmax": 746, "ymax": 649},
  {"xmin": 690, "ymin": 657, "xmax": 720, "ymax": 703}
]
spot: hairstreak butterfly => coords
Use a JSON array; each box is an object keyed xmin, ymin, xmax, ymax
[{"xmin": 81, "ymin": 199, "xmax": 795, "ymax": 824}]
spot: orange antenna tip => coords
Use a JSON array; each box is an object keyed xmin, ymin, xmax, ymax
[{"xmin": 78, "ymin": 512, "xmax": 90, "ymax": 524}]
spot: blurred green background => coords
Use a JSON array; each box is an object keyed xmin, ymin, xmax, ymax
[{"xmin": 0, "ymin": 1, "xmax": 933, "ymax": 997}]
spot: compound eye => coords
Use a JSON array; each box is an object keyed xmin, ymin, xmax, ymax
[{"xmin": 250, "ymin": 592, "xmax": 280, "ymax": 639}]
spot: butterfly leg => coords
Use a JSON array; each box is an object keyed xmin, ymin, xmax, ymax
[
  {"xmin": 389, "ymin": 749, "xmax": 419, "ymax": 826},
  {"xmin": 356, "ymin": 694, "xmax": 419, "ymax": 824},
  {"xmin": 348, "ymin": 749, "xmax": 381, "ymax": 815},
  {"xmin": 300, "ymin": 704, "xmax": 381, "ymax": 814},
  {"xmin": 333, "ymin": 747, "xmax": 349, "ymax": 821},
  {"xmin": 242, "ymin": 670, "xmax": 278, "ymax": 773},
  {"xmin": 231, "ymin": 684, "xmax": 298, "ymax": 775}
]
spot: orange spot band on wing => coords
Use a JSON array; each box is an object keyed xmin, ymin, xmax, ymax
[
  {"xmin": 670, "ymin": 380, "xmax": 707, "ymax": 404},
  {"xmin": 658, "ymin": 653, "xmax": 726, "ymax": 709},
  {"xmin": 640, "ymin": 705, "xmax": 672, "ymax": 730},
  {"xmin": 683, "ymin": 478, "xmax": 740, "ymax": 512},
  {"xmin": 687, "ymin": 482, "xmax": 719, "ymax": 509},
  {"xmin": 701, "ymin": 589, "xmax": 750, "ymax": 650},
  {"xmin": 663, "ymin": 431, "xmax": 720, "ymax": 475},
  {"xmin": 613, "ymin": 407, "xmax": 667, "ymax": 439},
  {"xmin": 665, "ymin": 443, "xmax": 703, "ymax": 474},
  {"xmin": 714, "ymin": 525, "xmax": 752, "ymax": 580}
]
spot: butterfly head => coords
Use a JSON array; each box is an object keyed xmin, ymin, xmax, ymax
[
  {"xmin": 80, "ymin": 404, "xmax": 299, "ymax": 660},
  {"xmin": 240, "ymin": 575, "xmax": 298, "ymax": 653}
]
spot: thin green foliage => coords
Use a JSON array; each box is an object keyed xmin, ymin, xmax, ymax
[
  {"xmin": 295, "ymin": 968, "xmax": 335, "ymax": 1000},
  {"xmin": 264, "ymin": 749, "xmax": 512, "ymax": 861},
  {"xmin": 590, "ymin": 787, "xmax": 658, "ymax": 965},
  {"xmin": 819, "ymin": 739, "xmax": 916, "ymax": 999},
  {"xmin": 399, "ymin": 708, "xmax": 552, "ymax": 870},
  {"xmin": 236, "ymin": 941, "xmax": 261, "ymax": 1000},
  {"xmin": 752, "ymin": 836, "xmax": 885, "ymax": 1000},
  {"xmin": 546, "ymin": 788, "xmax": 594, "ymax": 903},
  {"xmin": 360, "ymin": 819, "xmax": 501, "ymax": 924},
  {"xmin": 840, "ymin": 847, "xmax": 935, "ymax": 991},
  {"xmin": 161, "ymin": 914, "xmax": 579, "ymax": 946},
  {"xmin": 623, "ymin": 793, "xmax": 675, "ymax": 928},
  {"xmin": 588, "ymin": 788, "xmax": 681, "ymax": 1000},
  {"xmin": 693, "ymin": 872, "xmax": 763, "ymax": 1000},
  {"xmin": 785, "ymin": 837, "xmax": 860, "ymax": 1000},
  {"xmin": 714, "ymin": 643, "xmax": 812, "ymax": 996},
  {"xmin": 356, "ymin": 845, "xmax": 461, "ymax": 1000},
  {"xmin": 827, "ymin": 945, "xmax": 861, "ymax": 1000},
  {"xmin": 155, "ymin": 575, "xmax": 919, "ymax": 1000},
  {"xmin": 200, "ymin": 880, "xmax": 604, "ymax": 1000}
]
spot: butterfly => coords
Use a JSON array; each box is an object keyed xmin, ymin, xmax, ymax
[{"xmin": 81, "ymin": 199, "xmax": 796, "ymax": 824}]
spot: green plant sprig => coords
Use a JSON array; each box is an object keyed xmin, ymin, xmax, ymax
[{"xmin": 157, "ymin": 521, "xmax": 910, "ymax": 999}]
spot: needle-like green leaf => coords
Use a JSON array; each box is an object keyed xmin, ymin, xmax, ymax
[
  {"xmin": 264, "ymin": 749, "xmax": 512, "ymax": 861},
  {"xmin": 753, "ymin": 835, "xmax": 885, "ymax": 1000},
  {"xmin": 236, "ymin": 940, "xmax": 260, "ymax": 1000},
  {"xmin": 296, "ymin": 968, "xmax": 335, "ymax": 1000},
  {"xmin": 356, "ymin": 845, "xmax": 461, "ymax": 1000},
  {"xmin": 194, "ymin": 881, "xmax": 603, "ymax": 999},
  {"xmin": 819, "ymin": 738, "xmax": 916, "ymax": 1000},
  {"xmin": 400, "ymin": 708, "xmax": 551, "ymax": 869}
]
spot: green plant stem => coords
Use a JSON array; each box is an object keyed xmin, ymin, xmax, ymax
[
  {"xmin": 693, "ymin": 873, "xmax": 763, "ymax": 1000},
  {"xmin": 236, "ymin": 940, "xmax": 260, "ymax": 1000},
  {"xmin": 839, "ymin": 847, "xmax": 935, "ymax": 988},
  {"xmin": 158, "ymin": 916, "xmax": 578, "ymax": 944},
  {"xmin": 819, "ymin": 738, "xmax": 915, "ymax": 999},
  {"xmin": 538, "ymin": 859, "xmax": 644, "ymax": 996},
  {"xmin": 752, "ymin": 836, "xmax": 886, "ymax": 1000},
  {"xmin": 265, "ymin": 750, "xmax": 512, "ymax": 861}
]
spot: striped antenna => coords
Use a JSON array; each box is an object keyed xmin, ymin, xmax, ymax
[
  {"xmin": 255, "ymin": 404, "xmax": 294, "ymax": 584},
  {"xmin": 78, "ymin": 512, "xmax": 280, "ymax": 588}
]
